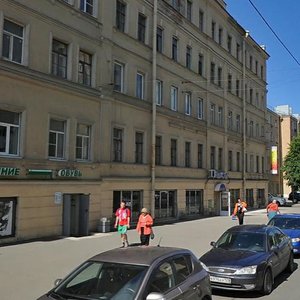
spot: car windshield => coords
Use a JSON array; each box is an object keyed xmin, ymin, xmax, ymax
[
  {"xmin": 215, "ymin": 231, "xmax": 266, "ymax": 252},
  {"xmin": 53, "ymin": 261, "xmax": 148, "ymax": 300},
  {"xmin": 269, "ymin": 218, "xmax": 300, "ymax": 230}
]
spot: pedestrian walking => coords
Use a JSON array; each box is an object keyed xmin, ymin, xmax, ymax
[
  {"xmin": 267, "ymin": 199, "xmax": 280, "ymax": 220},
  {"xmin": 232, "ymin": 198, "xmax": 247, "ymax": 225},
  {"xmin": 136, "ymin": 208, "xmax": 153, "ymax": 246},
  {"xmin": 114, "ymin": 200, "xmax": 130, "ymax": 248}
]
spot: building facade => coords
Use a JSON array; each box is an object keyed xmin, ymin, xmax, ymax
[
  {"xmin": 0, "ymin": 0, "xmax": 269, "ymax": 243},
  {"xmin": 274, "ymin": 105, "xmax": 299, "ymax": 197},
  {"xmin": 266, "ymin": 108, "xmax": 282, "ymax": 195}
]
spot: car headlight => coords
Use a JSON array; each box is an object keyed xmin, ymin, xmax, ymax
[
  {"xmin": 291, "ymin": 238, "xmax": 300, "ymax": 243},
  {"xmin": 234, "ymin": 265, "xmax": 257, "ymax": 275},
  {"xmin": 200, "ymin": 261, "xmax": 209, "ymax": 272}
]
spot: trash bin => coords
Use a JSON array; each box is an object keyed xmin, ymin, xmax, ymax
[{"xmin": 98, "ymin": 217, "xmax": 110, "ymax": 233}]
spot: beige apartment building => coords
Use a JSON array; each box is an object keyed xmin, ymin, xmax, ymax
[
  {"xmin": 0, "ymin": 0, "xmax": 269, "ymax": 243},
  {"xmin": 266, "ymin": 108, "xmax": 282, "ymax": 195},
  {"xmin": 274, "ymin": 106, "xmax": 299, "ymax": 197}
]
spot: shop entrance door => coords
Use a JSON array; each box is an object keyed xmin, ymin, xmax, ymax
[
  {"xmin": 220, "ymin": 192, "xmax": 231, "ymax": 216},
  {"xmin": 155, "ymin": 191, "xmax": 176, "ymax": 219},
  {"xmin": 113, "ymin": 191, "xmax": 142, "ymax": 223},
  {"xmin": 63, "ymin": 194, "xmax": 90, "ymax": 236}
]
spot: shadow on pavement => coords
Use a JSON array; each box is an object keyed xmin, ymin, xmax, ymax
[{"xmin": 212, "ymin": 261, "xmax": 298, "ymax": 299}]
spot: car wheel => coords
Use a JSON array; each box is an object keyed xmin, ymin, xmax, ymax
[
  {"xmin": 286, "ymin": 252, "xmax": 294, "ymax": 273},
  {"xmin": 261, "ymin": 268, "xmax": 273, "ymax": 295},
  {"xmin": 293, "ymin": 199, "xmax": 298, "ymax": 204}
]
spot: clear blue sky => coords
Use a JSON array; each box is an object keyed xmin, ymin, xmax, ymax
[{"xmin": 226, "ymin": 0, "xmax": 300, "ymax": 114}]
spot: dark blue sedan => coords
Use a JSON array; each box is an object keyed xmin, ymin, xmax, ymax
[
  {"xmin": 200, "ymin": 225, "xmax": 294, "ymax": 295},
  {"xmin": 268, "ymin": 214, "xmax": 300, "ymax": 254}
]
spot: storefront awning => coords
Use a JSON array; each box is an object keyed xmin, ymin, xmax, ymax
[{"xmin": 215, "ymin": 183, "xmax": 227, "ymax": 192}]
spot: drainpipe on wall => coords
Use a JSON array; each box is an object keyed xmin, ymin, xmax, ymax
[
  {"xmin": 151, "ymin": 0, "xmax": 158, "ymax": 218},
  {"xmin": 242, "ymin": 31, "xmax": 249, "ymax": 199}
]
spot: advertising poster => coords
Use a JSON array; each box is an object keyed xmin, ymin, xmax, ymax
[
  {"xmin": 0, "ymin": 198, "xmax": 16, "ymax": 238},
  {"xmin": 271, "ymin": 146, "xmax": 278, "ymax": 175}
]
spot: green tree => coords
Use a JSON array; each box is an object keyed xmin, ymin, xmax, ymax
[{"xmin": 282, "ymin": 134, "xmax": 300, "ymax": 190}]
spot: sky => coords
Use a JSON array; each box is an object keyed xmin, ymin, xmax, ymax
[{"xmin": 225, "ymin": 0, "xmax": 300, "ymax": 114}]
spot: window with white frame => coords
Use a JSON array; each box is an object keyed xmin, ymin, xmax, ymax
[
  {"xmin": 227, "ymin": 34, "xmax": 232, "ymax": 53},
  {"xmin": 228, "ymin": 110, "xmax": 233, "ymax": 130},
  {"xmin": 171, "ymin": 86, "xmax": 178, "ymax": 111},
  {"xmin": 197, "ymin": 98, "xmax": 203, "ymax": 120},
  {"xmin": 48, "ymin": 119, "xmax": 65, "ymax": 159},
  {"xmin": 185, "ymin": 142, "xmax": 191, "ymax": 167},
  {"xmin": 52, "ymin": 40, "xmax": 68, "ymax": 79},
  {"xmin": 0, "ymin": 110, "xmax": 20, "ymax": 156},
  {"xmin": 172, "ymin": 36, "xmax": 178, "ymax": 61},
  {"xmin": 236, "ymin": 114, "xmax": 241, "ymax": 133},
  {"xmin": 78, "ymin": 50, "xmax": 92, "ymax": 86},
  {"xmin": 218, "ymin": 106, "xmax": 223, "ymax": 127},
  {"xmin": 135, "ymin": 131, "xmax": 144, "ymax": 164},
  {"xmin": 211, "ymin": 21, "xmax": 216, "ymax": 41},
  {"xmin": 185, "ymin": 93, "xmax": 191, "ymax": 115},
  {"xmin": 2, "ymin": 19, "xmax": 24, "ymax": 64},
  {"xmin": 157, "ymin": 27, "xmax": 163, "ymax": 53},
  {"xmin": 197, "ymin": 144, "xmax": 203, "ymax": 168},
  {"xmin": 228, "ymin": 73, "xmax": 232, "ymax": 93},
  {"xmin": 210, "ymin": 103, "xmax": 216, "ymax": 125},
  {"xmin": 217, "ymin": 67, "xmax": 222, "ymax": 87},
  {"xmin": 210, "ymin": 62, "xmax": 215, "ymax": 84},
  {"xmin": 156, "ymin": 80, "xmax": 162, "ymax": 105},
  {"xmin": 186, "ymin": 46, "xmax": 191, "ymax": 69},
  {"xmin": 199, "ymin": 10, "xmax": 204, "ymax": 32},
  {"xmin": 113, "ymin": 128, "xmax": 123, "ymax": 162},
  {"xmin": 113, "ymin": 62, "xmax": 124, "ymax": 92},
  {"xmin": 80, "ymin": 0, "xmax": 94, "ymax": 15},
  {"xmin": 187, "ymin": 0, "xmax": 192, "ymax": 21},
  {"xmin": 198, "ymin": 54, "xmax": 204, "ymax": 76},
  {"xmin": 138, "ymin": 13, "xmax": 146, "ymax": 43},
  {"xmin": 76, "ymin": 124, "xmax": 90, "ymax": 160},
  {"xmin": 116, "ymin": 0, "xmax": 126, "ymax": 32},
  {"xmin": 228, "ymin": 150, "xmax": 233, "ymax": 171},
  {"xmin": 136, "ymin": 72, "xmax": 144, "ymax": 99}
]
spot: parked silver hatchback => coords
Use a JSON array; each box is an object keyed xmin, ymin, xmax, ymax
[{"xmin": 37, "ymin": 246, "xmax": 212, "ymax": 300}]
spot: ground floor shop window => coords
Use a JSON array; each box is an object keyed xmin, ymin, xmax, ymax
[
  {"xmin": 186, "ymin": 190, "xmax": 204, "ymax": 215},
  {"xmin": 257, "ymin": 189, "xmax": 265, "ymax": 208},
  {"xmin": 155, "ymin": 191, "xmax": 176, "ymax": 219},
  {"xmin": 246, "ymin": 189, "xmax": 254, "ymax": 207},
  {"xmin": 229, "ymin": 189, "xmax": 240, "ymax": 213},
  {"xmin": 0, "ymin": 197, "xmax": 17, "ymax": 238},
  {"xmin": 113, "ymin": 191, "xmax": 142, "ymax": 223}
]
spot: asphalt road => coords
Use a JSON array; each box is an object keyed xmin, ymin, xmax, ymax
[{"xmin": 1, "ymin": 204, "xmax": 300, "ymax": 300}]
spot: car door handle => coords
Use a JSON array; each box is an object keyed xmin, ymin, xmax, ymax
[{"xmin": 193, "ymin": 284, "xmax": 201, "ymax": 290}]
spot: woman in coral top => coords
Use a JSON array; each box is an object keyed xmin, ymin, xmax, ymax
[
  {"xmin": 267, "ymin": 199, "xmax": 280, "ymax": 220},
  {"xmin": 232, "ymin": 198, "xmax": 247, "ymax": 225},
  {"xmin": 136, "ymin": 207, "xmax": 153, "ymax": 246}
]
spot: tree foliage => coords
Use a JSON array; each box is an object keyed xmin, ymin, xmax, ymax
[{"xmin": 282, "ymin": 134, "xmax": 300, "ymax": 189}]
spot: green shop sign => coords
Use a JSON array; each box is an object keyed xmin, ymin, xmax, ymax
[
  {"xmin": 0, "ymin": 167, "xmax": 20, "ymax": 176},
  {"xmin": 57, "ymin": 169, "xmax": 82, "ymax": 177}
]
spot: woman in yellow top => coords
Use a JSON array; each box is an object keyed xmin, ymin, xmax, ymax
[{"xmin": 232, "ymin": 198, "xmax": 247, "ymax": 225}]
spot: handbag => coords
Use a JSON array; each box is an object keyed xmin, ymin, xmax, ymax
[{"xmin": 150, "ymin": 229, "xmax": 155, "ymax": 239}]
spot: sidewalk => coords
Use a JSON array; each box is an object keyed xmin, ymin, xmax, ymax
[{"xmin": 0, "ymin": 205, "xmax": 296, "ymax": 300}]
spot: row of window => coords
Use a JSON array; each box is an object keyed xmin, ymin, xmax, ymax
[
  {"xmin": 0, "ymin": 108, "xmax": 266, "ymax": 172},
  {"xmin": 63, "ymin": 0, "xmax": 96, "ymax": 16},
  {"xmin": 116, "ymin": 0, "xmax": 264, "ymax": 81},
  {"xmin": 2, "ymin": 18, "xmax": 94, "ymax": 86},
  {"xmin": 173, "ymin": 0, "xmax": 265, "ymax": 78},
  {"xmin": 0, "ymin": 109, "xmax": 91, "ymax": 160}
]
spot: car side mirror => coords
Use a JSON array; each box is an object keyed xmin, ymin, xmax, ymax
[
  {"xmin": 146, "ymin": 292, "xmax": 166, "ymax": 300},
  {"xmin": 54, "ymin": 279, "xmax": 62, "ymax": 286},
  {"xmin": 210, "ymin": 241, "xmax": 216, "ymax": 247}
]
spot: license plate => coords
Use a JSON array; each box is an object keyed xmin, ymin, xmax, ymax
[{"xmin": 210, "ymin": 276, "xmax": 231, "ymax": 284}]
